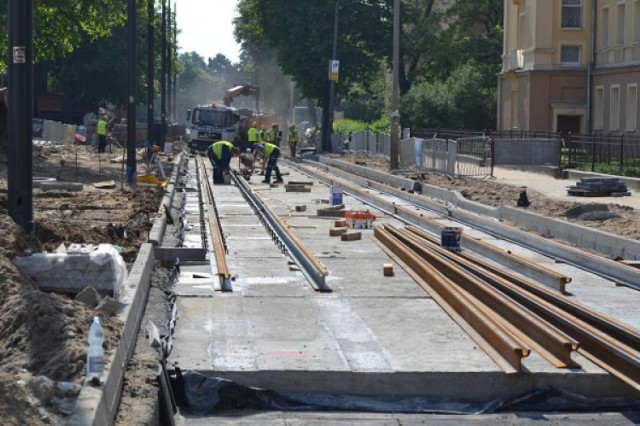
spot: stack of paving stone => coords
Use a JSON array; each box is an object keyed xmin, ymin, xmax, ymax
[{"xmin": 567, "ymin": 176, "xmax": 631, "ymax": 197}]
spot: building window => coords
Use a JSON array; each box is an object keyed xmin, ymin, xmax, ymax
[
  {"xmin": 626, "ymin": 84, "xmax": 637, "ymax": 131},
  {"xmin": 594, "ymin": 86, "xmax": 604, "ymax": 130},
  {"xmin": 560, "ymin": 45, "xmax": 581, "ymax": 64},
  {"xmin": 601, "ymin": 7, "xmax": 609, "ymax": 48},
  {"xmin": 562, "ymin": 0, "xmax": 582, "ymax": 28},
  {"xmin": 610, "ymin": 85, "xmax": 621, "ymax": 131},
  {"xmin": 617, "ymin": 3, "xmax": 626, "ymax": 45}
]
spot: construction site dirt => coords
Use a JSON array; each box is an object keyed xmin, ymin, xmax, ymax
[{"xmin": 1, "ymin": 146, "xmax": 640, "ymax": 424}]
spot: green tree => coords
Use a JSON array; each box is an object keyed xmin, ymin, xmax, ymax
[
  {"xmin": 235, "ymin": 0, "xmax": 391, "ymax": 141},
  {"xmin": 401, "ymin": 62, "xmax": 496, "ymax": 130},
  {"xmin": 0, "ymin": 0, "xmax": 128, "ymax": 70}
]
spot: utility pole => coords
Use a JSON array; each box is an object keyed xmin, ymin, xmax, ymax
[
  {"xmin": 167, "ymin": 1, "xmax": 172, "ymax": 123},
  {"xmin": 390, "ymin": 0, "xmax": 401, "ymax": 170},
  {"xmin": 7, "ymin": 0, "xmax": 34, "ymax": 233},
  {"xmin": 324, "ymin": 0, "xmax": 339, "ymax": 153},
  {"xmin": 160, "ymin": 0, "xmax": 167, "ymax": 150},
  {"xmin": 173, "ymin": 2, "xmax": 178, "ymax": 124},
  {"xmin": 147, "ymin": 0, "xmax": 155, "ymax": 147},
  {"xmin": 127, "ymin": 0, "xmax": 137, "ymax": 184}
]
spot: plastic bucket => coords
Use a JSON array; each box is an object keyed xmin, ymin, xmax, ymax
[
  {"xmin": 330, "ymin": 186, "xmax": 343, "ymax": 205},
  {"xmin": 441, "ymin": 227, "xmax": 462, "ymax": 250}
]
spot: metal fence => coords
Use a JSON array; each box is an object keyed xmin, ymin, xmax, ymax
[
  {"xmin": 415, "ymin": 128, "xmax": 640, "ymax": 176},
  {"xmin": 566, "ymin": 133, "xmax": 640, "ymax": 174},
  {"xmin": 33, "ymin": 118, "xmax": 79, "ymax": 145}
]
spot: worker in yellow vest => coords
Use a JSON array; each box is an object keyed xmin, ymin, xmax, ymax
[
  {"xmin": 253, "ymin": 143, "xmax": 283, "ymax": 183},
  {"xmin": 207, "ymin": 141, "xmax": 238, "ymax": 184},
  {"xmin": 247, "ymin": 121, "xmax": 258, "ymax": 148},
  {"xmin": 96, "ymin": 114, "xmax": 109, "ymax": 153}
]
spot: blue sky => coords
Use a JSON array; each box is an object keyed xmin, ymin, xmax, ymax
[{"xmin": 176, "ymin": 0, "xmax": 241, "ymax": 63}]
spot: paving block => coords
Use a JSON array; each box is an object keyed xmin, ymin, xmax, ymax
[
  {"xmin": 295, "ymin": 205, "xmax": 307, "ymax": 212},
  {"xmin": 335, "ymin": 219, "xmax": 347, "ymax": 227}
]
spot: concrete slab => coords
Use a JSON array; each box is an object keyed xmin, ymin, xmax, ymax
[{"xmin": 168, "ymin": 160, "xmax": 640, "ymax": 406}]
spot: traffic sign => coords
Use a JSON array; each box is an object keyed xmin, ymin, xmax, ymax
[{"xmin": 329, "ymin": 60, "xmax": 340, "ymax": 81}]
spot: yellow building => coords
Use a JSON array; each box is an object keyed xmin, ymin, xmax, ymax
[{"xmin": 498, "ymin": 0, "xmax": 640, "ymax": 135}]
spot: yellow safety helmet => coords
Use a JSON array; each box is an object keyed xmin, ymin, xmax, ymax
[
  {"xmin": 272, "ymin": 123, "xmax": 278, "ymax": 128},
  {"xmin": 261, "ymin": 124, "xmax": 266, "ymax": 130},
  {"xmin": 103, "ymin": 115, "xmax": 109, "ymax": 120},
  {"xmin": 252, "ymin": 121, "xmax": 257, "ymax": 127}
]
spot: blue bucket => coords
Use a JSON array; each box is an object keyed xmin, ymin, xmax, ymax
[{"xmin": 330, "ymin": 186, "xmax": 343, "ymax": 205}]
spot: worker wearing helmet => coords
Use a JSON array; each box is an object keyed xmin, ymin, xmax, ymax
[
  {"xmin": 265, "ymin": 123, "xmax": 282, "ymax": 147},
  {"xmin": 288, "ymin": 123, "xmax": 299, "ymax": 158},
  {"xmin": 253, "ymin": 142, "xmax": 283, "ymax": 184},
  {"xmin": 247, "ymin": 121, "xmax": 258, "ymax": 149},
  {"xmin": 96, "ymin": 114, "xmax": 110, "ymax": 153},
  {"xmin": 208, "ymin": 140, "xmax": 239, "ymax": 184}
]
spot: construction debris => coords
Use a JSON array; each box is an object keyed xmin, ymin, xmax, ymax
[{"xmin": 567, "ymin": 177, "xmax": 630, "ymax": 197}]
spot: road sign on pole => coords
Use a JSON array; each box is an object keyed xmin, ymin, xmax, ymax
[{"xmin": 329, "ymin": 59, "xmax": 339, "ymax": 81}]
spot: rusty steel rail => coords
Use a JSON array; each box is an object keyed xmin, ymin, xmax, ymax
[
  {"xmin": 398, "ymin": 224, "xmax": 640, "ymax": 390},
  {"xmin": 380, "ymin": 224, "xmax": 578, "ymax": 370},
  {"xmin": 374, "ymin": 225, "xmax": 529, "ymax": 373},
  {"xmin": 197, "ymin": 157, "xmax": 231, "ymax": 290}
]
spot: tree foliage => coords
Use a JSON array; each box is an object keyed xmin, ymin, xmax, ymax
[
  {"xmin": 0, "ymin": 0, "xmax": 131, "ymax": 70},
  {"xmin": 400, "ymin": 0, "xmax": 503, "ymax": 130},
  {"xmin": 235, "ymin": 0, "xmax": 391, "ymax": 103}
]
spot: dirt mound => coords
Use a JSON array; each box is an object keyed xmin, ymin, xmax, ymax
[{"xmin": 0, "ymin": 145, "xmax": 166, "ymax": 424}]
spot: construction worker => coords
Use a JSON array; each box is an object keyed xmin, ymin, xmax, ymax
[
  {"xmin": 207, "ymin": 140, "xmax": 238, "ymax": 184},
  {"xmin": 258, "ymin": 124, "xmax": 267, "ymax": 144},
  {"xmin": 247, "ymin": 121, "xmax": 259, "ymax": 148},
  {"xmin": 288, "ymin": 123, "xmax": 299, "ymax": 158},
  {"xmin": 265, "ymin": 123, "xmax": 282, "ymax": 147},
  {"xmin": 96, "ymin": 114, "xmax": 109, "ymax": 153},
  {"xmin": 254, "ymin": 143, "xmax": 283, "ymax": 183}
]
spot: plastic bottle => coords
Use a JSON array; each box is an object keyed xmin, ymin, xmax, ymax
[{"xmin": 86, "ymin": 316, "xmax": 104, "ymax": 384}]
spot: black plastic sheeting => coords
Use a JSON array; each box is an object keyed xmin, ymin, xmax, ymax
[{"xmin": 169, "ymin": 369, "xmax": 640, "ymax": 417}]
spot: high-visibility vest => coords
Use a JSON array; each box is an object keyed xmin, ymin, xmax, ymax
[
  {"xmin": 258, "ymin": 130, "xmax": 266, "ymax": 142},
  {"xmin": 289, "ymin": 128, "xmax": 299, "ymax": 144},
  {"xmin": 210, "ymin": 141, "xmax": 234, "ymax": 159},
  {"xmin": 263, "ymin": 142, "xmax": 279, "ymax": 158},
  {"xmin": 248, "ymin": 127, "xmax": 258, "ymax": 142},
  {"xmin": 97, "ymin": 119, "xmax": 108, "ymax": 136}
]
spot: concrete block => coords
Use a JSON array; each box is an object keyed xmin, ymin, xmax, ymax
[
  {"xmin": 146, "ymin": 321, "xmax": 162, "ymax": 348},
  {"xmin": 334, "ymin": 219, "xmax": 347, "ymax": 227},
  {"xmin": 13, "ymin": 245, "xmax": 128, "ymax": 299},
  {"xmin": 341, "ymin": 232, "xmax": 362, "ymax": 241},
  {"xmin": 295, "ymin": 205, "xmax": 307, "ymax": 212},
  {"xmin": 75, "ymin": 286, "xmax": 101, "ymax": 308},
  {"xmin": 96, "ymin": 296, "xmax": 118, "ymax": 316},
  {"xmin": 39, "ymin": 181, "xmax": 84, "ymax": 192}
]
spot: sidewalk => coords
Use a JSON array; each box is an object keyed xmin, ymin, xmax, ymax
[{"xmin": 490, "ymin": 167, "xmax": 640, "ymax": 209}]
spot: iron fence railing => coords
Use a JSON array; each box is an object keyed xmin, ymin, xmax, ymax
[{"xmin": 415, "ymin": 128, "xmax": 640, "ymax": 176}]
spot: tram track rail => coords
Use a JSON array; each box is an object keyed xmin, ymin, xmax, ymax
[
  {"xmin": 230, "ymin": 171, "xmax": 331, "ymax": 292},
  {"xmin": 286, "ymin": 158, "xmax": 640, "ymax": 291},
  {"xmin": 375, "ymin": 223, "xmax": 640, "ymax": 390},
  {"xmin": 280, "ymin": 159, "xmax": 640, "ymax": 389},
  {"xmin": 196, "ymin": 157, "xmax": 231, "ymax": 290}
]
